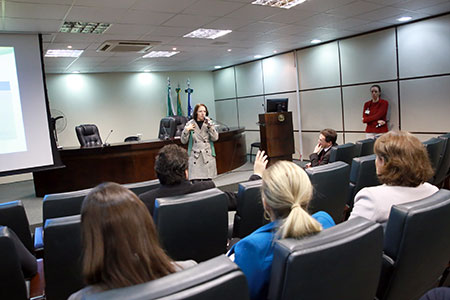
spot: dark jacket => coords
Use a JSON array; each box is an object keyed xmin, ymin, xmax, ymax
[{"xmin": 309, "ymin": 143, "xmax": 337, "ymax": 167}]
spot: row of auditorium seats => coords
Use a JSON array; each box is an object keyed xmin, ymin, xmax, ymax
[{"xmin": 3, "ymin": 187, "xmax": 448, "ymax": 300}]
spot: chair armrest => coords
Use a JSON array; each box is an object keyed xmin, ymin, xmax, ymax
[
  {"xmin": 29, "ymin": 258, "xmax": 45, "ymax": 300},
  {"xmin": 376, "ymin": 253, "xmax": 395, "ymax": 299},
  {"xmin": 34, "ymin": 227, "xmax": 44, "ymax": 251}
]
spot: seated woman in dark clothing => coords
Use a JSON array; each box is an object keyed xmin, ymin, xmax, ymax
[
  {"xmin": 69, "ymin": 182, "xmax": 195, "ymax": 300},
  {"xmin": 228, "ymin": 161, "xmax": 335, "ymax": 300}
]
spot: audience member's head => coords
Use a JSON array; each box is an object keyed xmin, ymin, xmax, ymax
[
  {"xmin": 374, "ymin": 131, "xmax": 433, "ymax": 187},
  {"xmin": 261, "ymin": 161, "xmax": 322, "ymax": 239},
  {"xmin": 155, "ymin": 144, "xmax": 189, "ymax": 185},
  {"xmin": 319, "ymin": 128, "xmax": 337, "ymax": 147},
  {"xmin": 81, "ymin": 182, "xmax": 175, "ymax": 289}
]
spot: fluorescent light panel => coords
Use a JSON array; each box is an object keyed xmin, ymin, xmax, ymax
[
  {"xmin": 252, "ymin": 0, "xmax": 306, "ymax": 9},
  {"xmin": 45, "ymin": 49, "xmax": 84, "ymax": 57},
  {"xmin": 59, "ymin": 21, "xmax": 111, "ymax": 34},
  {"xmin": 184, "ymin": 28, "xmax": 232, "ymax": 39},
  {"xmin": 142, "ymin": 51, "xmax": 179, "ymax": 58}
]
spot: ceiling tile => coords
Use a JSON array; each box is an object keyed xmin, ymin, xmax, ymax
[
  {"xmin": 183, "ymin": 0, "xmax": 246, "ymax": 17},
  {"xmin": 105, "ymin": 24, "xmax": 155, "ymax": 35},
  {"xmin": 356, "ymin": 6, "xmax": 413, "ymax": 21},
  {"xmin": 117, "ymin": 10, "xmax": 175, "ymax": 26},
  {"xmin": 4, "ymin": 2, "xmax": 70, "ymax": 19},
  {"xmin": 392, "ymin": 0, "xmax": 449, "ymax": 10},
  {"xmin": 297, "ymin": 0, "xmax": 356, "ymax": 13},
  {"xmin": 131, "ymin": 0, "xmax": 199, "ymax": 13},
  {"xmin": 263, "ymin": 8, "xmax": 318, "ymax": 24},
  {"xmin": 203, "ymin": 17, "xmax": 254, "ymax": 30},
  {"xmin": 378, "ymin": 11, "xmax": 431, "ymax": 24},
  {"xmin": 296, "ymin": 13, "xmax": 346, "ymax": 27},
  {"xmin": 236, "ymin": 21, "xmax": 287, "ymax": 33},
  {"xmin": 74, "ymin": 0, "xmax": 136, "ymax": 9},
  {"xmin": 417, "ymin": 1, "xmax": 450, "ymax": 14},
  {"xmin": 65, "ymin": 6, "xmax": 126, "ymax": 23},
  {"xmin": 162, "ymin": 14, "xmax": 217, "ymax": 28},
  {"xmin": 3, "ymin": 18, "xmax": 62, "ymax": 32},
  {"xmin": 224, "ymin": 4, "xmax": 279, "ymax": 20},
  {"xmin": 148, "ymin": 26, "xmax": 195, "ymax": 37},
  {"xmin": 325, "ymin": 1, "xmax": 383, "ymax": 18}
]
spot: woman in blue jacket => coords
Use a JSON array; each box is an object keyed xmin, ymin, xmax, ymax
[{"xmin": 228, "ymin": 161, "xmax": 335, "ymax": 300}]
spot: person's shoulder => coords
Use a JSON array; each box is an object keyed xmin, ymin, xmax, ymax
[
  {"xmin": 68, "ymin": 285, "xmax": 103, "ymax": 300},
  {"xmin": 190, "ymin": 180, "xmax": 215, "ymax": 192},
  {"xmin": 139, "ymin": 187, "xmax": 160, "ymax": 201},
  {"xmin": 312, "ymin": 211, "xmax": 335, "ymax": 229},
  {"xmin": 380, "ymin": 98, "xmax": 389, "ymax": 105}
]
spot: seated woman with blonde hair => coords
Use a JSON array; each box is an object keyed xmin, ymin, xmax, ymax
[
  {"xmin": 68, "ymin": 182, "xmax": 195, "ymax": 300},
  {"xmin": 228, "ymin": 160, "xmax": 335, "ymax": 300},
  {"xmin": 349, "ymin": 130, "xmax": 438, "ymax": 223}
]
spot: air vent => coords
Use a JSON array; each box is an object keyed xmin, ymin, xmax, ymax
[
  {"xmin": 212, "ymin": 41, "xmax": 228, "ymax": 45},
  {"xmin": 96, "ymin": 40, "xmax": 160, "ymax": 53}
]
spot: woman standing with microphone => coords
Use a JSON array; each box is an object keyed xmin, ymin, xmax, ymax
[{"xmin": 181, "ymin": 103, "xmax": 218, "ymax": 182}]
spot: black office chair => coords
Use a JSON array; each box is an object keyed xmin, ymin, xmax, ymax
[
  {"xmin": 348, "ymin": 154, "xmax": 380, "ymax": 207},
  {"xmin": 355, "ymin": 138, "xmax": 375, "ymax": 157},
  {"xmin": 123, "ymin": 179, "xmax": 160, "ymax": 196},
  {"xmin": 431, "ymin": 135, "xmax": 450, "ymax": 186},
  {"xmin": 329, "ymin": 143, "xmax": 358, "ymax": 166},
  {"xmin": 377, "ymin": 189, "xmax": 450, "ymax": 300},
  {"xmin": 75, "ymin": 124, "xmax": 102, "ymax": 147},
  {"xmin": 0, "ymin": 200, "xmax": 34, "ymax": 254},
  {"xmin": 423, "ymin": 137, "xmax": 445, "ymax": 176},
  {"xmin": 124, "ymin": 136, "xmax": 139, "ymax": 142},
  {"xmin": 268, "ymin": 217, "xmax": 383, "ymax": 300},
  {"xmin": 306, "ymin": 161, "xmax": 350, "ymax": 224},
  {"xmin": 84, "ymin": 255, "xmax": 250, "ymax": 300},
  {"xmin": 158, "ymin": 117, "xmax": 176, "ymax": 140},
  {"xmin": 153, "ymin": 188, "xmax": 228, "ymax": 262},
  {"xmin": 173, "ymin": 115, "xmax": 188, "ymax": 137}
]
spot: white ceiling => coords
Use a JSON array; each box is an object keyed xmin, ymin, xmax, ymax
[{"xmin": 1, "ymin": 0, "xmax": 449, "ymax": 73}]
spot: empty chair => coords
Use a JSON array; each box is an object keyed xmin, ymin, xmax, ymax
[
  {"xmin": 268, "ymin": 217, "xmax": 383, "ymax": 300},
  {"xmin": 122, "ymin": 179, "xmax": 160, "ymax": 196},
  {"xmin": 376, "ymin": 189, "xmax": 450, "ymax": 300},
  {"xmin": 83, "ymin": 255, "xmax": 249, "ymax": 300},
  {"xmin": 0, "ymin": 200, "xmax": 34, "ymax": 254},
  {"xmin": 355, "ymin": 138, "xmax": 375, "ymax": 157},
  {"xmin": 232, "ymin": 179, "xmax": 269, "ymax": 239},
  {"xmin": 423, "ymin": 137, "xmax": 445, "ymax": 175},
  {"xmin": 306, "ymin": 161, "xmax": 350, "ymax": 223},
  {"xmin": 348, "ymin": 154, "xmax": 380, "ymax": 207},
  {"xmin": 124, "ymin": 136, "xmax": 139, "ymax": 142},
  {"xmin": 75, "ymin": 124, "xmax": 102, "ymax": 147},
  {"xmin": 173, "ymin": 115, "xmax": 188, "ymax": 137},
  {"xmin": 329, "ymin": 142, "xmax": 358, "ymax": 166},
  {"xmin": 158, "ymin": 117, "xmax": 176, "ymax": 140},
  {"xmin": 431, "ymin": 135, "xmax": 450, "ymax": 186},
  {"xmin": 44, "ymin": 215, "xmax": 83, "ymax": 300},
  {"xmin": 153, "ymin": 188, "xmax": 228, "ymax": 262}
]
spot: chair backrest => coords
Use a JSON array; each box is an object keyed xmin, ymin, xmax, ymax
[
  {"xmin": 158, "ymin": 117, "xmax": 176, "ymax": 140},
  {"xmin": 173, "ymin": 115, "xmax": 189, "ymax": 137},
  {"xmin": 306, "ymin": 161, "xmax": 350, "ymax": 223},
  {"xmin": 123, "ymin": 179, "xmax": 160, "ymax": 196},
  {"xmin": 0, "ymin": 226, "xmax": 28, "ymax": 300},
  {"xmin": 75, "ymin": 124, "xmax": 102, "ymax": 147},
  {"xmin": 153, "ymin": 188, "xmax": 228, "ymax": 262},
  {"xmin": 378, "ymin": 189, "xmax": 450, "ymax": 300},
  {"xmin": 268, "ymin": 217, "xmax": 383, "ymax": 300},
  {"xmin": 44, "ymin": 215, "xmax": 83, "ymax": 300},
  {"xmin": 43, "ymin": 188, "xmax": 92, "ymax": 223},
  {"xmin": 0, "ymin": 200, "xmax": 33, "ymax": 253},
  {"xmin": 422, "ymin": 137, "xmax": 445, "ymax": 175},
  {"xmin": 348, "ymin": 154, "xmax": 380, "ymax": 207},
  {"xmin": 232, "ymin": 179, "xmax": 269, "ymax": 239},
  {"xmin": 329, "ymin": 142, "xmax": 358, "ymax": 166},
  {"xmin": 355, "ymin": 138, "xmax": 375, "ymax": 157},
  {"xmin": 432, "ymin": 135, "xmax": 450, "ymax": 185},
  {"xmin": 124, "ymin": 136, "xmax": 139, "ymax": 142},
  {"xmin": 84, "ymin": 255, "xmax": 250, "ymax": 300}
]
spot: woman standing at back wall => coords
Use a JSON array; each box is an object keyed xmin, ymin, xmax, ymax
[
  {"xmin": 362, "ymin": 84, "xmax": 389, "ymax": 139},
  {"xmin": 181, "ymin": 103, "xmax": 218, "ymax": 182}
]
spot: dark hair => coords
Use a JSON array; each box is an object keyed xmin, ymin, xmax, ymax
[
  {"xmin": 155, "ymin": 144, "xmax": 188, "ymax": 185},
  {"xmin": 370, "ymin": 85, "xmax": 381, "ymax": 93},
  {"xmin": 374, "ymin": 131, "xmax": 434, "ymax": 187},
  {"xmin": 81, "ymin": 182, "xmax": 175, "ymax": 289},
  {"xmin": 320, "ymin": 128, "xmax": 337, "ymax": 144},
  {"xmin": 193, "ymin": 104, "xmax": 208, "ymax": 121}
]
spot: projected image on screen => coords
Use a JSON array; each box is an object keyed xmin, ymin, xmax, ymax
[{"xmin": 0, "ymin": 47, "xmax": 27, "ymax": 154}]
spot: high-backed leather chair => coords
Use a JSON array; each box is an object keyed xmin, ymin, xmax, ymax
[
  {"xmin": 268, "ymin": 217, "xmax": 383, "ymax": 300},
  {"xmin": 423, "ymin": 137, "xmax": 445, "ymax": 176},
  {"xmin": 123, "ymin": 179, "xmax": 160, "ymax": 196},
  {"xmin": 44, "ymin": 215, "xmax": 83, "ymax": 300},
  {"xmin": 84, "ymin": 255, "xmax": 249, "ymax": 300},
  {"xmin": 153, "ymin": 188, "xmax": 228, "ymax": 262},
  {"xmin": 158, "ymin": 117, "xmax": 176, "ymax": 140},
  {"xmin": 232, "ymin": 179, "xmax": 269, "ymax": 239},
  {"xmin": 329, "ymin": 143, "xmax": 358, "ymax": 166},
  {"xmin": 348, "ymin": 154, "xmax": 380, "ymax": 207},
  {"xmin": 75, "ymin": 124, "xmax": 102, "ymax": 147},
  {"xmin": 173, "ymin": 115, "xmax": 188, "ymax": 137},
  {"xmin": 377, "ymin": 189, "xmax": 450, "ymax": 300},
  {"xmin": 124, "ymin": 136, "xmax": 139, "ymax": 142},
  {"xmin": 355, "ymin": 138, "xmax": 375, "ymax": 157},
  {"xmin": 431, "ymin": 135, "xmax": 450, "ymax": 186},
  {"xmin": 0, "ymin": 200, "xmax": 34, "ymax": 254},
  {"xmin": 306, "ymin": 161, "xmax": 350, "ymax": 223}
]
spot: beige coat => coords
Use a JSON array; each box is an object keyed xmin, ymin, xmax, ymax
[{"xmin": 181, "ymin": 119, "xmax": 219, "ymax": 180}]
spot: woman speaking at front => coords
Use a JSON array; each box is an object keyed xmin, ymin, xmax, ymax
[{"xmin": 181, "ymin": 103, "xmax": 218, "ymax": 182}]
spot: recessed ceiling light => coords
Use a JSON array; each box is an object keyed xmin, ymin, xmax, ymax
[
  {"xmin": 67, "ymin": 45, "xmax": 72, "ymax": 49},
  {"xmin": 397, "ymin": 16, "xmax": 412, "ymax": 22},
  {"xmin": 72, "ymin": 71, "xmax": 80, "ymax": 74},
  {"xmin": 214, "ymin": 66, "xmax": 222, "ymax": 69},
  {"xmin": 311, "ymin": 39, "xmax": 321, "ymax": 44},
  {"xmin": 252, "ymin": 0, "xmax": 306, "ymax": 9},
  {"xmin": 184, "ymin": 28, "xmax": 232, "ymax": 39},
  {"xmin": 254, "ymin": 55, "xmax": 263, "ymax": 59},
  {"xmin": 59, "ymin": 21, "xmax": 111, "ymax": 34},
  {"xmin": 172, "ymin": 47, "xmax": 177, "ymax": 50},
  {"xmin": 142, "ymin": 51, "xmax": 180, "ymax": 58},
  {"xmin": 227, "ymin": 49, "xmax": 232, "ymax": 52},
  {"xmin": 45, "ymin": 49, "xmax": 84, "ymax": 57},
  {"xmin": 273, "ymin": 50, "xmax": 278, "ymax": 53},
  {"xmin": 143, "ymin": 70, "xmax": 151, "ymax": 73}
]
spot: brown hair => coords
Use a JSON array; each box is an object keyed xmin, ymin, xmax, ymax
[
  {"xmin": 81, "ymin": 182, "xmax": 175, "ymax": 289},
  {"xmin": 192, "ymin": 104, "xmax": 208, "ymax": 121},
  {"xmin": 320, "ymin": 128, "xmax": 337, "ymax": 144},
  {"xmin": 374, "ymin": 131, "xmax": 433, "ymax": 187},
  {"xmin": 155, "ymin": 144, "xmax": 188, "ymax": 185},
  {"xmin": 262, "ymin": 161, "xmax": 322, "ymax": 239}
]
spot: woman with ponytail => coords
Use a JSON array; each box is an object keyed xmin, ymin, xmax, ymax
[{"xmin": 228, "ymin": 161, "xmax": 335, "ymax": 300}]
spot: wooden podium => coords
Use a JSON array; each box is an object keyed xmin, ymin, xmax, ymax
[{"xmin": 258, "ymin": 112, "xmax": 295, "ymax": 163}]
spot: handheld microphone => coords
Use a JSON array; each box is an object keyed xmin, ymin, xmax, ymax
[
  {"xmin": 161, "ymin": 126, "xmax": 171, "ymax": 140},
  {"xmin": 103, "ymin": 129, "xmax": 113, "ymax": 147}
]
